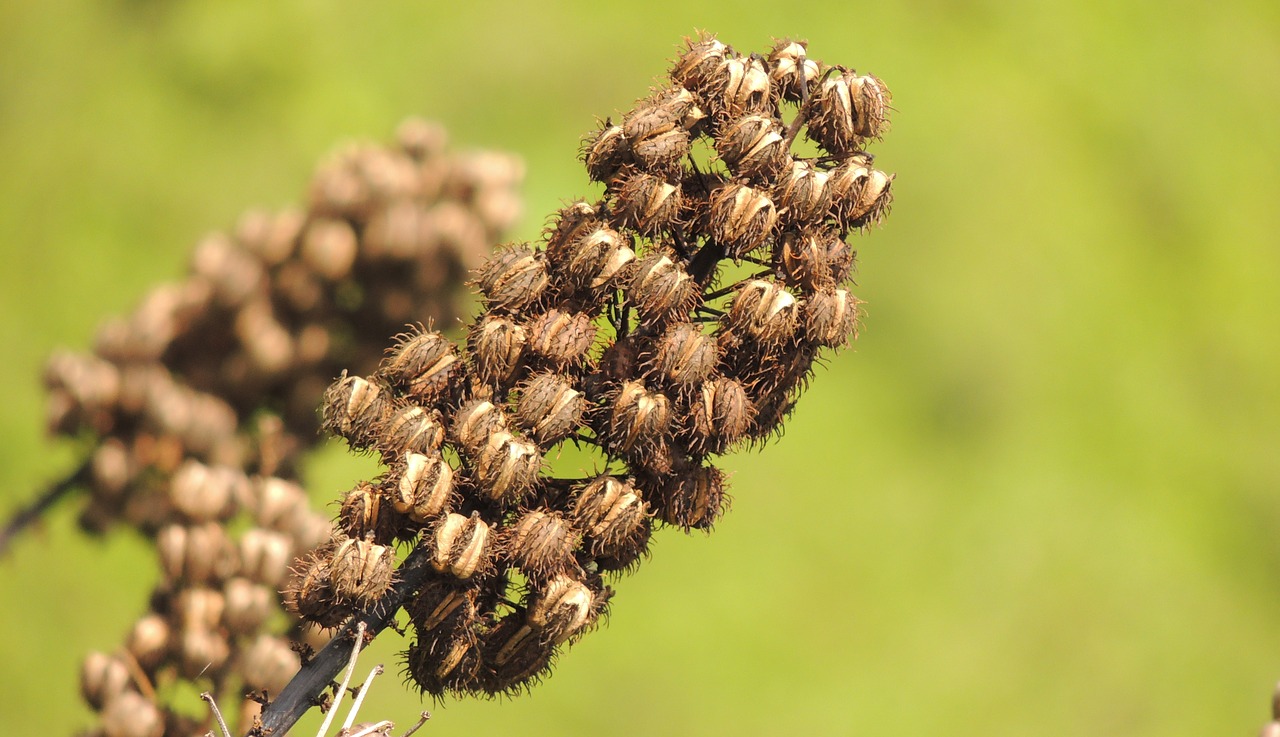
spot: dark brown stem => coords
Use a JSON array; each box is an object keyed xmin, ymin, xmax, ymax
[{"xmin": 0, "ymin": 458, "xmax": 91, "ymax": 557}]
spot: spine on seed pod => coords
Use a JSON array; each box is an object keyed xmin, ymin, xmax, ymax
[{"xmin": 293, "ymin": 33, "xmax": 895, "ymax": 707}]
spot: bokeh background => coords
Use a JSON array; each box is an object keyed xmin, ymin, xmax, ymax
[{"xmin": 2, "ymin": 1, "xmax": 1278, "ymax": 735}]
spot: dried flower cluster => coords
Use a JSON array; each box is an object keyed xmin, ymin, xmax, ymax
[
  {"xmin": 52, "ymin": 120, "xmax": 523, "ymax": 737},
  {"xmin": 293, "ymin": 35, "xmax": 893, "ymax": 700}
]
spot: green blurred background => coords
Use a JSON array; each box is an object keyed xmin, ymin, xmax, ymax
[{"xmin": 2, "ymin": 1, "xmax": 1278, "ymax": 735}]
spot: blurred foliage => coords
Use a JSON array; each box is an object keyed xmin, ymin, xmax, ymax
[{"xmin": 2, "ymin": 1, "xmax": 1279, "ymax": 735}]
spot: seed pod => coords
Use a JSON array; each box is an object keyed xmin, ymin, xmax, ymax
[
  {"xmin": 726, "ymin": 279, "xmax": 799, "ymax": 343},
  {"xmin": 803, "ymin": 287, "xmax": 861, "ymax": 347},
  {"xmin": 239, "ymin": 635, "xmax": 301, "ymax": 695},
  {"xmin": 515, "ymin": 372, "xmax": 585, "ymax": 447},
  {"xmin": 157, "ymin": 522, "xmax": 238, "ymax": 585},
  {"xmin": 652, "ymin": 463, "xmax": 728, "ymax": 530},
  {"xmin": 773, "ymin": 160, "xmax": 832, "ymax": 226},
  {"xmin": 482, "ymin": 615, "xmax": 554, "ymax": 694},
  {"xmin": 716, "ymin": 115, "xmax": 789, "ymax": 183},
  {"xmin": 505, "ymin": 510, "xmax": 580, "ymax": 577},
  {"xmin": 524, "ymin": 309, "xmax": 596, "ymax": 368},
  {"xmin": 686, "ymin": 377, "xmax": 755, "ymax": 454},
  {"xmin": 708, "ymin": 183, "xmax": 779, "ymax": 259},
  {"xmin": 828, "ymin": 161, "xmax": 893, "ymax": 229},
  {"xmin": 475, "ymin": 431, "xmax": 542, "ymax": 504},
  {"xmin": 777, "ymin": 228, "xmax": 851, "ymax": 289},
  {"xmin": 125, "ymin": 614, "xmax": 171, "ymax": 672},
  {"xmin": 173, "ymin": 587, "xmax": 226, "ymax": 631},
  {"xmin": 284, "ymin": 551, "xmax": 351, "ymax": 628},
  {"xmin": 467, "ymin": 315, "xmax": 527, "ymax": 385},
  {"xmin": 81, "ymin": 651, "xmax": 133, "ymax": 710},
  {"xmin": 582, "ymin": 123, "xmax": 630, "ymax": 183},
  {"xmin": 178, "ymin": 627, "xmax": 231, "ymax": 680},
  {"xmin": 238, "ymin": 528, "xmax": 295, "ymax": 587},
  {"xmin": 601, "ymin": 380, "xmax": 672, "ymax": 454},
  {"xmin": 713, "ymin": 55, "xmax": 773, "ymax": 120},
  {"xmin": 767, "ymin": 40, "xmax": 820, "ymax": 102},
  {"xmin": 624, "ymin": 87, "xmax": 696, "ymax": 174},
  {"xmin": 807, "ymin": 70, "xmax": 891, "ymax": 153},
  {"xmin": 390, "ymin": 452, "xmax": 454, "ymax": 523},
  {"xmin": 321, "ymin": 373, "xmax": 391, "ymax": 449},
  {"xmin": 222, "ymin": 576, "xmax": 272, "ymax": 636},
  {"xmin": 407, "ymin": 579, "xmax": 479, "ymax": 634},
  {"xmin": 301, "ymin": 217, "xmax": 358, "ymax": 281},
  {"xmin": 429, "ymin": 512, "xmax": 493, "ymax": 580},
  {"xmin": 626, "ymin": 250, "xmax": 699, "ymax": 324},
  {"xmin": 407, "ymin": 628, "xmax": 482, "ymax": 697},
  {"xmin": 650, "ymin": 323, "xmax": 719, "ymax": 386},
  {"xmin": 571, "ymin": 475, "xmax": 650, "ymax": 558},
  {"xmin": 380, "ymin": 328, "xmax": 459, "ymax": 402},
  {"xmin": 477, "ymin": 244, "xmax": 549, "ymax": 311},
  {"xmin": 671, "ymin": 35, "xmax": 729, "ymax": 96},
  {"xmin": 168, "ymin": 460, "xmax": 242, "ymax": 523},
  {"xmin": 247, "ymin": 477, "xmax": 310, "ymax": 532},
  {"xmin": 89, "ymin": 438, "xmax": 132, "ymax": 501},
  {"xmin": 452, "ymin": 397, "xmax": 508, "ymax": 456},
  {"xmin": 330, "ymin": 537, "xmax": 396, "ymax": 603},
  {"xmin": 527, "ymin": 575, "xmax": 600, "ymax": 644},
  {"xmin": 613, "ymin": 171, "xmax": 683, "ymax": 236},
  {"xmin": 100, "ymin": 690, "xmax": 164, "ymax": 737},
  {"xmin": 560, "ymin": 223, "xmax": 636, "ymax": 294},
  {"xmin": 378, "ymin": 402, "xmax": 446, "ymax": 457},
  {"xmin": 338, "ymin": 481, "xmax": 401, "ymax": 542}
]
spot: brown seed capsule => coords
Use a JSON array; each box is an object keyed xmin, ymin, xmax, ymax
[
  {"xmin": 81, "ymin": 651, "xmax": 133, "ymax": 710},
  {"xmin": 467, "ymin": 315, "xmax": 527, "ymax": 385},
  {"xmin": 178, "ymin": 627, "xmax": 231, "ymax": 680},
  {"xmin": 100, "ymin": 690, "xmax": 164, "ymax": 737},
  {"xmin": 716, "ymin": 115, "xmax": 789, "ymax": 183},
  {"xmin": 671, "ymin": 35, "xmax": 729, "ymax": 96},
  {"xmin": 157, "ymin": 522, "xmax": 238, "ymax": 585},
  {"xmin": 525, "ymin": 309, "xmax": 597, "ymax": 368},
  {"xmin": 686, "ymin": 377, "xmax": 755, "ymax": 454},
  {"xmin": 726, "ymin": 279, "xmax": 799, "ymax": 343},
  {"xmin": 708, "ymin": 183, "xmax": 779, "ymax": 259},
  {"xmin": 239, "ymin": 635, "xmax": 301, "ymax": 695},
  {"xmin": 777, "ymin": 228, "xmax": 852, "ymax": 289},
  {"xmin": 807, "ymin": 71, "xmax": 891, "ymax": 153},
  {"xmin": 338, "ymin": 481, "xmax": 400, "ymax": 541},
  {"xmin": 380, "ymin": 328, "xmax": 459, "ymax": 402},
  {"xmin": 827, "ymin": 162, "xmax": 894, "ymax": 230},
  {"xmin": 601, "ymin": 380, "xmax": 672, "ymax": 454},
  {"xmin": 624, "ymin": 87, "xmax": 696, "ymax": 174},
  {"xmin": 626, "ymin": 250, "xmax": 700, "ymax": 324},
  {"xmin": 803, "ymin": 287, "xmax": 861, "ymax": 347},
  {"xmin": 653, "ymin": 463, "xmax": 729, "ymax": 531},
  {"xmin": 613, "ymin": 170, "xmax": 683, "ymax": 236},
  {"xmin": 330, "ymin": 537, "xmax": 395, "ymax": 603},
  {"xmin": 321, "ymin": 373, "xmax": 391, "ymax": 449},
  {"xmin": 527, "ymin": 575, "xmax": 600, "ymax": 644},
  {"xmin": 768, "ymin": 40, "xmax": 820, "ymax": 102},
  {"xmin": 713, "ymin": 55, "xmax": 773, "ymax": 120},
  {"xmin": 390, "ymin": 452, "xmax": 454, "ymax": 523},
  {"xmin": 515, "ymin": 373, "xmax": 586, "ymax": 447},
  {"xmin": 247, "ymin": 476, "xmax": 310, "ymax": 531},
  {"xmin": 407, "ymin": 579, "xmax": 479, "ymax": 633},
  {"xmin": 475, "ymin": 430, "xmax": 542, "ymax": 504},
  {"xmin": 452, "ymin": 397, "xmax": 509, "ymax": 456},
  {"xmin": 560, "ymin": 223, "xmax": 636, "ymax": 294},
  {"xmin": 301, "ymin": 218, "xmax": 358, "ymax": 281},
  {"xmin": 572, "ymin": 475, "xmax": 650, "ymax": 557},
  {"xmin": 378, "ymin": 403, "xmax": 446, "ymax": 457},
  {"xmin": 238, "ymin": 528, "xmax": 294, "ymax": 587},
  {"xmin": 651, "ymin": 323, "xmax": 719, "ymax": 386},
  {"xmin": 173, "ymin": 587, "xmax": 226, "ymax": 632},
  {"xmin": 477, "ymin": 244, "xmax": 549, "ymax": 310},
  {"xmin": 505, "ymin": 510, "xmax": 580, "ymax": 578},
  {"xmin": 407, "ymin": 628, "xmax": 482, "ymax": 697},
  {"xmin": 284, "ymin": 551, "xmax": 351, "ymax": 628},
  {"xmin": 222, "ymin": 577, "xmax": 272, "ymax": 636},
  {"xmin": 582, "ymin": 123, "xmax": 630, "ymax": 183},
  {"xmin": 773, "ymin": 160, "xmax": 832, "ymax": 226},
  {"xmin": 125, "ymin": 614, "xmax": 171, "ymax": 672},
  {"xmin": 483, "ymin": 615, "xmax": 554, "ymax": 694},
  {"xmin": 429, "ymin": 512, "xmax": 493, "ymax": 580}
]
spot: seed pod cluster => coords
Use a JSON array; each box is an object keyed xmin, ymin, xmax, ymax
[{"xmin": 301, "ymin": 35, "xmax": 894, "ymax": 700}]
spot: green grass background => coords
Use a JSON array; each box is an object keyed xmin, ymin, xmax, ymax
[{"xmin": 2, "ymin": 1, "xmax": 1278, "ymax": 735}]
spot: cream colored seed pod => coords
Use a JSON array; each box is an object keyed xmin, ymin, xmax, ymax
[
  {"xmin": 330, "ymin": 538, "xmax": 396, "ymax": 602},
  {"xmin": 80, "ymin": 651, "xmax": 133, "ymax": 711},
  {"xmin": 168, "ymin": 459, "xmax": 243, "ymax": 523},
  {"xmin": 727, "ymin": 279, "xmax": 799, "ymax": 344},
  {"xmin": 239, "ymin": 634, "xmax": 302, "ymax": 695},
  {"xmin": 392, "ymin": 452, "xmax": 453, "ymax": 522},
  {"xmin": 238, "ymin": 528, "xmax": 294, "ymax": 587},
  {"xmin": 100, "ymin": 690, "xmax": 164, "ymax": 737},
  {"xmin": 528, "ymin": 575, "xmax": 597, "ymax": 644},
  {"xmin": 178, "ymin": 627, "xmax": 231, "ymax": 681},
  {"xmin": 475, "ymin": 430, "xmax": 541, "ymax": 504},
  {"xmin": 125, "ymin": 613, "xmax": 172, "ymax": 672},
  {"xmin": 430, "ymin": 512, "xmax": 492, "ymax": 579},
  {"xmin": 223, "ymin": 577, "xmax": 273, "ymax": 636}
]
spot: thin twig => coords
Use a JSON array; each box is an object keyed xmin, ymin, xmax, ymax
[
  {"xmin": 341, "ymin": 665, "xmax": 385, "ymax": 734},
  {"xmin": 201, "ymin": 692, "xmax": 234, "ymax": 737},
  {"xmin": 0, "ymin": 458, "xmax": 91, "ymax": 557},
  {"xmin": 316, "ymin": 621, "xmax": 367, "ymax": 737},
  {"xmin": 400, "ymin": 713, "xmax": 431, "ymax": 737}
]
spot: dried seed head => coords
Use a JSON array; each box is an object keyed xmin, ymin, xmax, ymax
[
  {"xmin": 527, "ymin": 575, "xmax": 600, "ymax": 644},
  {"xmin": 379, "ymin": 403, "xmax": 447, "ymax": 457},
  {"xmin": 482, "ymin": 616, "xmax": 554, "ymax": 694},
  {"xmin": 768, "ymin": 40, "xmax": 820, "ymax": 102},
  {"xmin": 525, "ymin": 309, "xmax": 597, "ymax": 368},
  {"xmin": 338, "ymin": 481, "xmax": 400, "ymax": 541},
  {"xmin": 651, "ymin": 323, "xmax": 719, "ymax": 386},
  {"xmin": 238, "ymin": 528, "xmax": 294, "ymax": 587},
  {"xmin": 614, "ymin": 171, "xmax": 683, "ymax": 236},
  {"xmin": 807, "ymin": 71, "xmax": 891, "ymax": 153},
  {"xmin": 686, "ymin": 377, "xmax": 755, "ymax": 454},
  {"xmin": 773, "ymin": 160, "xmax": 832, "ymax": 226},
  {"xmin": 452, "ymin": 398, "xmax": 509, "ymax": 456},
  {"xmin": 726, "ymin": 279, "xmax": 800, "ymax": 343},
  {"xmin": 624, "ymin": 87, "xmax": 696, "ymax": 174},
  {"xmin": 515, "ymin": 372, "xmax": 586, "ymax": 446},
  {"xmin": 559, "ymin": 223, "xmax": 636, "ymax": 294},
  {"xmin": 380, "ymin": 328, "xmax": 459, "ymax": 402},
  {"xmin": 222, "ymin": 576, "xmax": 272, "ymax": 636},
  {"xmin": 505, "ymin": 510, "xmax": 581, "ymax": 577},
  {"xmin": 429, "ymin": 512, "xmax": 493, "ymax": 580},
  {"xmin": 572, "ymin": 475, "xmax": 649, "ymax": 558},
  {"xmin": 626, "ymin": 250, "xmax": 700, "ymax": 324},
  {"xmin": 601, "ymin": 380, "xmax": 672, "ymax": 454},
  {"xmin": 777, "ymin": 228, "xmax": 852, "ymax": 289},
  {"xmin": 100, "ymin": 689, "xmax": 164, "ymax": 737},
  {"xmin": 468, "ymin": 315, "xmax": 528, "ymax": 386},
  {"xmin": 81, "ymin": 651, "xmax": 133, "ymax": 710},
  {"xmin": 284, "ymin": 551, "xmax": 351, "ymax": 628},
  {"xmin": 671, "ymin": 35, "xmax": 730, "ymax": 95},
  {"xmin": 716, "ymin": 115, "xmax": 790, "ymax": 183},
  {"xmin": 391, "ymin": 452, "xmax": 454, "ymax": 522},
  {"xmin": 804, "ymin": 287, "xmax": 861, "ymax": 347},
  {"xmin": 582, "ymin": 123, "xmax": 629, "ymax": 183},
  {"xmin": 475, "ymin": 430, "xmax": 542, "ymax": 504},
  {"xmin": 239, "ymin": 635, "xmax": 301, "ymax": 695},
  {"xmin": 407, "ymin": 628, "xmax": 482, "ymax": 697},
  {"xmin": 330, "ymin": 537, "xmax": 396, "ymax": 603},
  {"xmin": 714, "ymin": 55, "xmax": 774, "ymax": 120},
  {"xmin": 321, "ymin": 373, "xmax": 391, "ymax": 449},
  {"xmin": 477, "ymin": 244, "xmax": 549, "ymax": 311},
  {"xmin": 709, "ymin": 183, "xmax": 779, "ymax": 259},
  {"xmin": 653, "ymin": 463, "xmax": 728, "ymax": 530},
  {"xmin": 828, "ymin": 162, "xmax": 894, "ymax": 230},
  {"xmin": 125, "ymin": 614, "xmax": 171, "ymax": 672}
]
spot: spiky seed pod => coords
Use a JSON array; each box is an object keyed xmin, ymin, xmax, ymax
[
  {"xmin": 168, "ymin": 460, "xmax": 243, "ymax": 523},
  {"xmin": 582, "ymin": 123, "xmax": 629, "ymax": 183},
  {"xmin": 671, "ymin": 35, "xmax": 729, "ymax": 97},
  {"xmin": 429, "ymin": 512, "xmax": 493, "ymax": 580},
  {"xmin": 806, "ymin": 71, "xmax": 891, "ymax": 153},
  {"xmin": 321, "ymin": 373, "xmax": 391, "ymax": 449},
  {"xmin": 482, "ymin": 615, "xmax": 555, "ymax": 694},
  {"xmin": 525, "ymin": 309, "xmax": 597, "ymax": 368},
  {"xmin": 726, "ymin": 279, "xmax": 800, "ymax": 343},
  {"xmin": 407, "ymin": 628, "xmax": 483, "ymax": 697},
  {"xmin": 222, "ymin": 577, "xmax": 272, "ymax": 636},
  {"xmin": 626, "ymin": 250, "xmax": 700, "ymax": 324},
  {"xmin": 283, "ymin": 551, "xmax": 351, "ymax": 628},
  {"xmin": 623, "ymin": 87, "xmax": 696, "ymax": 174},
  {"xmin": 651, "ymin": 323, "xmax": 719, "ymax": 386},
  {"xmin": 238, "ymin": 528, "xmax": 294, "ymax": 587},
  {"xmin": 686, "ymin": 377, "xmax": 755, "ymax": 454},
  {"xmin": 178, "ymin": 627, "xmax": 232, "ymax": 680},
  {"xmin": 708, "ymin": 183, "xmax": 779, "ymax": 259},
  {"xmin": 716, "ymin": 115, "xmax": 790, "ymax": 183},
  {"xmin": 452, "ymin": 398, "xmax": 508, "ymax": 456},
  {"xmin": 768, "ymin": 40, "xmax": 820, "ymax": 102},
  {"xmin": 247, "ymin": 476, "xmax": 310, "ymax": 531},
  {"xmin": 157, "ymin": 522, "xmax": 238, "ymax": 585},
  {"xmin": 100, "ymin": 690, "xmax": 165, "ymax": 737},
  {"xmin": 601, "ymin": 380, "xmax": 672, "ymax": 454},
  {"xmin": 338, "ymin": 481, "xmax": 402, "ymax": 541},
  {"xmin": 527, "ymin": 575, "xmax": 600, "ymax": 645},
  {"xmin": 543, "ymin": 201, "xmax": 599, "ymax": 262},
  {"xmin": 777, "ymin": 228, "xmax": 852, "ymax": 290},
  {"xmin": 390, "ymin": 452, "xmax": 454, "ymax": 523},
  {"xmin": 407, "ymin": 579, "xmax": 479, "ymax": 633},
  {"xmin": 505, "ymin": 510, "xmax": 581, "ymax": 578},
  {"xmin": 380, "ymin": 328, "xmax": 459, "ymax": 402},
  {"xmin": 803, "ymin": 287, "xmax": 861, "ymax": 348},
  {"xmin": 773, "ymin": 160, "xmax": 832, "ymax": 226},
  {"xmin": 239, "ymin": 635, "xmax": 301, "ymax": 695},
  {"xmin": 379, "ymin": 402, "xmax": 447, "ymax": 457},
  {"xmin": 613, "ymin": 171, "xmax": 683, "ymax": 236},
  {"xmin": 515, "ymin": 372, "xmax": 586, "ymax": 447},
  {"xmin": 652, "ymin": 463, "xmax": 728, "ymax": 530},
  {"xmin": 475, "ymin": 430, "xmax": 542, "ymax": 504},
  {"xmin": 330, "ymin": 537, "xmax": 395, "ymax": 603},
  {"xmin": 477, "ymin": 244, "xmax": 549, "ymax": 311},
  {"xmin": 468, "ymin": 315, "xmax": 527, "ymax": 385},
  {"xmin": 712, "ymin": 55, "xmax": 774, "ymax": 121},
  {"xmin": 827, "ymin": 162, "xmax": 894, "ymax": 230},
  {"xmin": 571, "ymin": 475, "xmax": 650, "ymax": 561},
  {"xmin": 81, "ymin": 652, "xmax": 133, "ymax": 710},
  {"xmin": 125, "ymin": 614, "xmax": 171, "ymax": 671},
  {"xmin": 560, "ymin": 223, "xmax": 636, "ymax": 294}
]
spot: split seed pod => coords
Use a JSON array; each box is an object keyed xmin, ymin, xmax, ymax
[
  {"xmin": 650, "ymin": 323, "xmax": 719, "ymax": 386},
  {"xmin": 767, "ymin": 40, "xmax": 820, "ymax": 102},
  {"xmin": 468, "ymin": 315, "xmax": 528, "ymax": 385},
  {"xmin": 321, "ymin": 373, "xmax": 390, "ymax": 449},
  {"xmin": 708, "ymin": 184, "xmax": 779, "ymax": 259},
  {"xmin": 330, "ymin": 537, "xmax": 395, "ymax": 603},
  {"xmin": 716, "ymin": 115, "xmax": 789, "ymax": 183},
  {"xmin": 525, "ymin": 310, "xmax": 597, "ymax": 368},
  {"xmin": 390, "ymin": 452, "xmax": 454, "ymax": 523},
  {"xmin": 807, "ymin": 70, "xmax": 891, "ymax": 153},
  {"xmin": 380, "ymin": 328, "xmax": 459, "ymax": 402},
  {"xmin": 803, "ymin": 287, "xmax": 861, "ymax": 347},
  {"xmin": 571, "ymin": 475, "xmax": 650, "ymax": 563},
  {"xmin": 515, "ymin": 372, "xmax": 586, "ymax": 447},
  {"xmin": 601, "ymin": 380, "xmax": 672, "ymax": 454},
  {"xmin": 614, "ymin": 171, "xmax": 683, "ymax": 236},
  {"xmin": 475, "ymin": 431, "xmax": 542, "ymax": 504},
  {"xmin": 527, "ymin": 575, "xmax": 601, "ymax": 644},
  {"xmin": 379, "ymin": 403, "xmax": 446, "ymax": 457},
  {"xmin": 725, "ymin": 279, "xmax": 799, "ymax": 344},
  {"xmin": 582, "ymin": 123, "xmax": 629, "ymax": 183},
  {"xmin": 429, "ymin": 512, "xmax": 493, "ymax": 580},
  {"xmin": 686, "ymin": 377, "xmax": 755, "ymax": 454},
  {"xmin": 477, "ymin": 244, "xmax": 549, "ymax": 311},
  {"xmin": 505, "ymin": 510, "xmax": 581, "ymax": 578},
  {"xmin": 626, "ymin": 250, "xmax": 699, "ymax": 324}
]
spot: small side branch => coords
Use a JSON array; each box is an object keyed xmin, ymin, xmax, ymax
[{"xmin": 0, "ymin": 459, "xmax": 91, "ymax": 557}]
